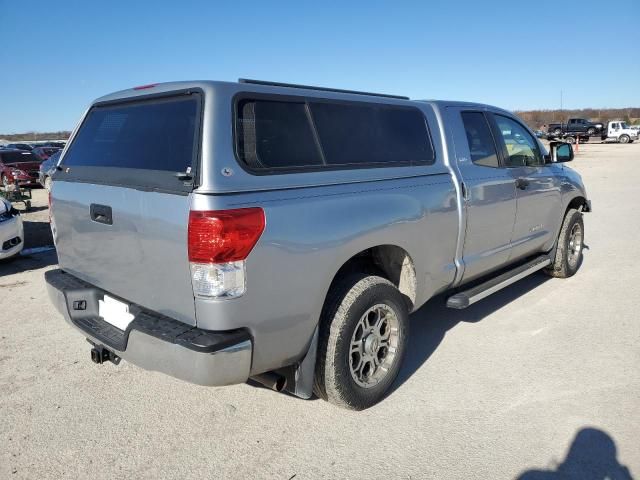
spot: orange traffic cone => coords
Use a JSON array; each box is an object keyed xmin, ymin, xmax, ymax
[{"xmin": 575, "ymin": 136, "xmax": 579, "ymax": 153}]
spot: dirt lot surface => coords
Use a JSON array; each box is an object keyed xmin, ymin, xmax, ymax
[{"xmin": 1, "ymin": 142, "xmax": 639, "ymax": 479}]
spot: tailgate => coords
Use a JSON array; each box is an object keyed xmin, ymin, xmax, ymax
[{"xmin": 51, "ymin": 91, "xmax": 202, "ymax": 325}]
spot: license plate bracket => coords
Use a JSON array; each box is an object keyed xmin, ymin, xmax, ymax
[{"xmin": 98, "ymin": 294, "xmax": 134, "ymax": 331}]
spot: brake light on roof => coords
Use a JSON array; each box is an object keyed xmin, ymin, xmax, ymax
[
  {"xmin": 133, "ymin": 83, "xmax": 158, "ymax": 90},
  {"xmin": 188, "ymin": 208, "xmax": 265, "ymax": 299}
]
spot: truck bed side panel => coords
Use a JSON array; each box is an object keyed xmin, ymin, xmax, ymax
[{"xmin": 192, "ymin": 174, "xmax": 458, "ymax": 374}]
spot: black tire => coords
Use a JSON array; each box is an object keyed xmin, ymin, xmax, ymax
[
  {"xmin": 566, "ymin": 136, "xmax": 576, "ymax": 144},
  {"xmin": 545, "ymin": 209, "xmax": 584, "ymax": 278},
  {"xmin": 587, "ymin": 127, "xmax": 596, "ymax": 136},
  {"xmin": 314, "ymin": 274, "xmax": 409, "ymax": 410},
  {"xmin": 619, "ymin": 134, "xmax": 630, "ymax": 144},
  {"xmin": 553, "ymin": 128, "xmax": 562, "ymax": 135}
]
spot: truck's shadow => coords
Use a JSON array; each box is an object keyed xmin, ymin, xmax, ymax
[{"xmin": 392, "ymin": 272, "xmax": 550, "ymax": 393}]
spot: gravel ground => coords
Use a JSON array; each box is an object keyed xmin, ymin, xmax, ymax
[{"xmin": 1, "ymin": 141, "xmax": 639, "ymax": 479}]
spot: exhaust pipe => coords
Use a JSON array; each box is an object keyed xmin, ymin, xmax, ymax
[{"xmin": 251, "ymin": 372, "xmax": 287, "ymax": 392}]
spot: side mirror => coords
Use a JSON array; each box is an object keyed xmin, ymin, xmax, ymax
[{"xmin": 548, "ymin": 141, "xmax": 574, "ymax": 163}]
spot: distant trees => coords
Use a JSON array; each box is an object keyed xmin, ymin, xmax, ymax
[{"xmin": 515, "ymin": 108, "xmax": 640, "ymax": 130}]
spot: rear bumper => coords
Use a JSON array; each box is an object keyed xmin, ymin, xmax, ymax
[{"xmin": 45, "ymin": 269, "xmax": 252, "ymax": 386}]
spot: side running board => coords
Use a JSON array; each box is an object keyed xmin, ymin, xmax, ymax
[{"xmin": 446, "ymin": 255, "xmax": 552, "ymax": 309}]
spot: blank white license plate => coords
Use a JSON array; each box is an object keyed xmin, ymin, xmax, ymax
[{"xmin": 98, "ymin": 295, "xmax": 134, "ymax": 331}]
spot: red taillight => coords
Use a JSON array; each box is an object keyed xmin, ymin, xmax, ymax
[{"xmin": 188, "ymin": 208, "xmax": 265, "ymax": 263}]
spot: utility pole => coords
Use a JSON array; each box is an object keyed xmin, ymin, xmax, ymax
[{"xmin": 560, "ymin": 89, "xmax": 563, "ymax": 122}]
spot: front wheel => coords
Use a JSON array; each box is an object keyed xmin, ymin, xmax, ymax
[
  {"xmin": 545, "ymin": 209, "xmax": 584, "ymax": 278},
  {"xmin": 619, "ymin": 134, "xmax": 630, "ymax": 144},
  {"xmin": 314, "ymin": 275, "xmax": 409, "ymax": 410}
]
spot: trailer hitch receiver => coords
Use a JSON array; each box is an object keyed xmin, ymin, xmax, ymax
[{"xmin": 90, "ymin": 345, "xmax": 120, "ymax": 365}]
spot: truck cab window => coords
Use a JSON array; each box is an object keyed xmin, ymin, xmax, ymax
[
  {"xmin": 494, "ymin": 115, "xmax": 544, "ymax": 167},
  {"xmin": 460, "ymin": 112, "xmax": 499, "ymax": 168}
]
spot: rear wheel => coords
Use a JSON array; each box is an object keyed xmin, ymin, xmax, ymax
[
  {"xmin": 553, "ymin": 127, "xmax": 562, "ymax": 135},
  {"xmin": 619, "ymin": 134, "xmax": 630, "ymax": 144},
  {"xmin": 587, "ymin": 127, "xmax": 596, "ymax": 136},
  {"xmin": 565, "ymin": 136, "xmax": 576, "ymax": 144},
  {"xmin": 545, "ymin": 209, "xmax": 584, "ymax": 278},
  {"xmin": 314, "ymin": 274, "xmax": 409, "ymax": 410}
]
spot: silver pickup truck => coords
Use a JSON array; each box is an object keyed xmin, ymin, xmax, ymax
[{"xmin": 46, "ymin": 79, "xmax": 590, "ymax": 410}]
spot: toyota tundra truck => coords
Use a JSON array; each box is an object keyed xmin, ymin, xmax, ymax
[{"xmin": 46, "ymin": 79, "xmax": 590, "ymax": 410}]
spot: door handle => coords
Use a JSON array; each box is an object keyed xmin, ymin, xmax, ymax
[
  {"xmin": 90, "ymin": 204, "xmax": 113, "ymax": 225},
  {"xmin": 516, "ymin": 178, "xmax": 530, "ymax": 190}
]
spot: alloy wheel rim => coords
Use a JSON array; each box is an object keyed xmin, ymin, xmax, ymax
[
  {"xmin": 349, "ymin": 303, "xmax": 399, "ymax": 388},
  {"xmin": 567, "ymin": 223, "xmax": 583, "ymax": 268}
]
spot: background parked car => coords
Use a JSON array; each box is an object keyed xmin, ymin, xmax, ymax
[
  {"xmin": 32, "ymin": 146, "xmax": 60, "ymax": 162},
  {"xmin": 0, "ymin": 196, "xmax": 24, "ymax": 260},
  {"xmin": 39, "ymin": 150, "xmax": 60, "ymax": 190},
  {"xmin": 40, "ymin": 141, "xmax": 66, "ymax": 148},
  {"xmin": 4, "ymin": 143, "xmax": 34, "ymax": 151},
  {"xmin": 0, "ymin": 149, "xmax": 43, "ymax": 188}
]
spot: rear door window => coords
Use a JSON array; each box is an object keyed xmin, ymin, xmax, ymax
[
  {"xmin": 235, "ymin": 97, "xmax": 434, "ymax": 172},
  {"xmin": 460, "ymin": 111, "xmax": 499, "ymax": 168}
]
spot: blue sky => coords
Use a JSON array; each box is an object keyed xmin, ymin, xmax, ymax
[{"xmin": 1, "ymin": 0, "xmax": 638, "ymax": 132}]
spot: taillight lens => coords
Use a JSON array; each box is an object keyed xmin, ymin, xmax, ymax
[
  {"xmin": 188, "ymin": 208, "xmax": 265, "ymax": 263},
  {"xmin": 188, "ymin": 208, "xmax": 265, "ymax": 298}
]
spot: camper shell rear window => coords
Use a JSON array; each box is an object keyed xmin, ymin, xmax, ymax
[{"xmin": 58, "ymin": 91, "xmax": 202, "ymax": 194}]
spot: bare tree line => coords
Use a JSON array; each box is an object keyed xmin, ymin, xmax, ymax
[{"xmin": 0, "ymin": 131, "xmax": 71, "ymax": 142}]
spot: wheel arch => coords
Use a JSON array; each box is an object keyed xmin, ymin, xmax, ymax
[
  {"xmin": 324, "ymin": 244, "xmax": 418, "ymax": 312},
  {"xmin": 566, "ymin": 195, "xmax": 590, "ymax": 214}
]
